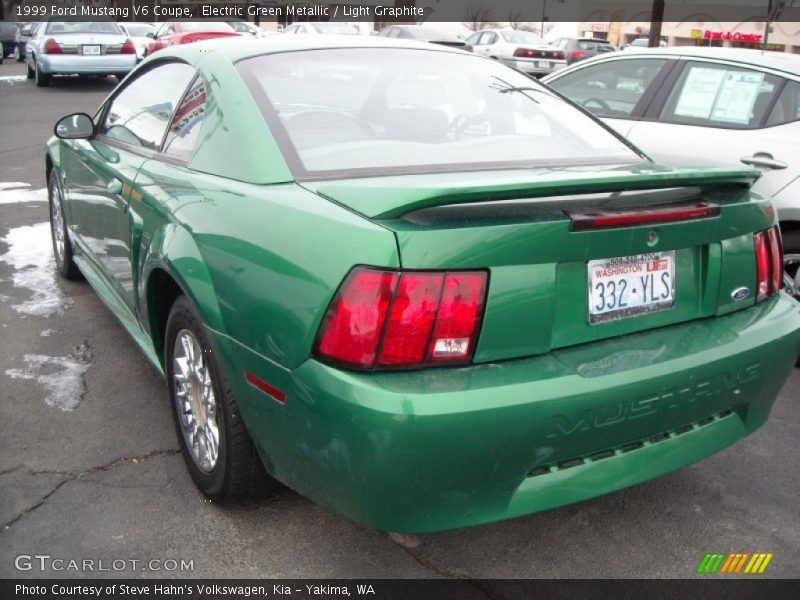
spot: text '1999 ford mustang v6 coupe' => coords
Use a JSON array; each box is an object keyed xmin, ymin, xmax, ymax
[{"xmin": 46, "ymin": 36, "xmax": 800, "ymax": 533}]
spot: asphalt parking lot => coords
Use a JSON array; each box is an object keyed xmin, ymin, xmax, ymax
[{"xmin": 0, "ymin": 59, "xmax": 798, "ymax": 581}]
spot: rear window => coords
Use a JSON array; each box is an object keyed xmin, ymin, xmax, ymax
[
  {"xmin": 45, "ymin": 21, "xmax": 121, "ymax": 35},
  {"xmin": 578, "ymin": 40, "xmax": 615, "ymax": 51},
  {"xmin": 500, "ymin": 32, "xmax": 546, "ymax": 45},
  {"xmin": 239, "ymin": 48, "xmax": 642, "ymax": 178},
  {"xmin": 310, "ymin": 23, "xmax": 359, "ymax": 35}
]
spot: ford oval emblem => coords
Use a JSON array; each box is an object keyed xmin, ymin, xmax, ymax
[{"xmin": 731, "ymin": 287, "xmax": 750, "ymax": 301}]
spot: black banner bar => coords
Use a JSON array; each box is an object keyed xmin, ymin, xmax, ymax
[{"xmin": 2, "ymin": 579, "xmax": 800, "ymax": 600}]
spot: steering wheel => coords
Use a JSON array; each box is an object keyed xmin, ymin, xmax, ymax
[
  {"xmin": 581, "ymin": 97, "xmax": 611, "ymax": 113},
  {"xmin": 449, "ymin": 113, "xmax": 492, "ymax": 140}
]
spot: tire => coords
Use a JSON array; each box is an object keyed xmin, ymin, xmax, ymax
[
  {"xmin": 35, "ymin": 60, "xmax": 50, "ymax": 87},
  {"xmin": 14, "ymin": 45, "xmax": 22, "ymax": 62},
  {"xmin": 26, "ymin": 58, "xmax": 34, "ymax": 79},
  {"xmin": 48, "ymin": 168, "xmax": 82, "ymax": 280},
  {"xmin": 165, "ymin": 295, "xmax": 279, "ymax": 502}
]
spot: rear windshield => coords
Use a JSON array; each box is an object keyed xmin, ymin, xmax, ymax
[
  {"xmin": 407, "ymin": 27, "xmax": 458, "ymax": 41},
  {"xmin": 45, "ymin": 21, "xmax": 121, "ymax": 35},
  {"xmin": 500, "ymin": 32, "xmax": 546, "ymax": 45},
  {"xmin": 239, "ymin": 48, "xmax": 642, "ymax": 178},
  {"xmin": 578, "ymin": 40, "xmax": 615, "ymax": 51}
]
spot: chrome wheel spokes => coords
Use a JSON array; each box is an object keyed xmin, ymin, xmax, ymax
[
  {"xmin": 784, "ymin": 253, "xmax": 800, "ymax": 301},
  {"xmin": 173, "ymin": 329, "xmax": 219, "ymax": 473},
  {"xmin": 50, "ymin": 177, "xmax": 66, "ymax": 266}
]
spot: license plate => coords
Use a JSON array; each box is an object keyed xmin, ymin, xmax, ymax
[
  {"xmin": 537, "ymin": 61, "xmax": 550, "ymax": 69},
  {"xmin": 82, "ymin": 45, "xmax": 101, "ymax": 55},
  {"xmin": 588, "ymin": 251, "xmax": 675, "ymax": 323}
]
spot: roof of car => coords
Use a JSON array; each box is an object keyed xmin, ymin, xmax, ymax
[
  {"xmin": 609, "ymin": 46, "xmax": 800, "ymax": 76},
  {"xmin": 143, "ymin": 34, "xmax": 468, "ymax": 66}
]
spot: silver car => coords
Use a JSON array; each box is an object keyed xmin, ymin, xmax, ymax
[
  {"xmin": 26, "ymin": 20, "xmax": 137, "ymax": 87},
  {"xmin": 119, "ymin": 22, "xmax": 156, "ymax": 61},
  {"xmin": 465, "ymin": 28, "xmax": 567, "ymax": 77}
]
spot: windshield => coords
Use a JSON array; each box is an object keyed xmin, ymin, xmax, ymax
[
  {"xmin": 123, "ymin": 24, "xmax": 154, "ymax": 37},
  {"xmin": 500, "ymin": 31, "xmax": 546, "ymax": 45},
  {"xmin": 239, "ymin": 48, "xmax": 641, "ymax": 178},
  {"xmin": 45, "ymin": 21, "xmax": 121, "ymax": 35},
  {"xmin": 179, "ymin": 22, "xmax": 234, "ymax": 33}
]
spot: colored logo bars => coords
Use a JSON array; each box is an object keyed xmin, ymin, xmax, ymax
[{"xmin": 697, "ymin": 553, "xmax": 773, "ymax": 574}]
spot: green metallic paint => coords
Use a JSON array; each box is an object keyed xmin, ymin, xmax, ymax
[
  {"xmin": 187, "ymin": 53, "xmax": 292, "ymax": 185},
  {"xmin": 309, "ymin": 165, "xmax": 760, "ymax": 219},
  {"xmin": 220, "ymin": 295, "xmax": 800, "ymax": 532},
  {"xmin": 45, "ymin": 39, "xmax": 800, "ymax": 533}
]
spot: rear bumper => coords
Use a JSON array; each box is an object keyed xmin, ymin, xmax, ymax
[
  {"xmin": 501, "ymin": 57, "xmax": 567, "ymax": 75},
  {"xmin": 223, "ymin": 294, "xmax": 800, "ymax": 532},
  {"xmin": 38, "ymin": 54, "xmax": 136, "ymax": 75}
]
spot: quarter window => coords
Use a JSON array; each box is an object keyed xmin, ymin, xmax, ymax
[
  {"xmin": 548, "ymin": 58, "xmax": 667, "ymax": 118},
  {"xmin": 765, "ymin": 80, "xmax": 800, "ymax": 126},
  {"xmin": 162, "ymin": 77, "xmax": 208, "ymax": 159},
  {"xmin": 659, "ymin": 62, "xmax": 780, "ymax": 128},
  {"xmin": 100, "ymin": 62, "xmax": 195, "ymax": 151}
]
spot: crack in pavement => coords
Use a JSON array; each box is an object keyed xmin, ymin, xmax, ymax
[
  {"xmin": 1, "ymin": 449, "xmax": 179, "ymax": 532},
  {"xmin": 394, "ymin": 542, "xmax": 509, "ymax": 600}
]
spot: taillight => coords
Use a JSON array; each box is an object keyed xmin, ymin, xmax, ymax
[
  {"xmin": 315, "ymin": 267, "xmax": 488, "ymax": 370},
  {"xmin": 570, "ymin": 50, "xmax": 587, "ymax": 60},
  {"xmin": 121, "ymin": 38, "xmax": 136, "ymax": 54},
  {"xmin": 552, "ymin": 51, "xmax": 565, "ymax": 60},
  {"xmin": 754, "ymin": 227, "xmax": 783, "ymax": 301},
  {"xmin": 513, "ymin": 48, "xmax": 536, "ymax": 58},
  {"xmin": 44, "ymin": 38, "xmax": 62, "ymax": 55}
]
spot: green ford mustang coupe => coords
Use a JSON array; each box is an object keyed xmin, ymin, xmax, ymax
[{"xmin": 46, "ymin": 36, "xmax": 800, "ymax": 532}]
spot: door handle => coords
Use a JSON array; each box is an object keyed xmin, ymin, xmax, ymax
[
  {"xmin": 740, "ymin": 153, "xmax": 787, "ymax": 170},
  {"xmin": 107, "ymin": 178, "xmax": 123, "ymax": 194}
]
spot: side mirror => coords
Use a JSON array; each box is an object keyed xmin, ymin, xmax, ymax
[
  {"xmin": 54, "ymin": 113, "xmax": 95, "ymax": 140},
  {"xmin": 146, "ymin": 32, "xmax": 155, "ymax": 39}
]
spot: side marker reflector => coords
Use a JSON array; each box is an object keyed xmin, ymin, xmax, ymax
[{"xmin": 245, "ymin": 372, "xmax": 286, "ymax": 404}]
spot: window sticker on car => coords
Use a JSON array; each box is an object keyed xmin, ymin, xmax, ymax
[
  {"xmin": 674, "ymin": 67, "xmax": 726, "ymax": 119},
  {"xmin": 710, "ymin": 71, "xmax": 765, "ymax": 124},
  {"xmin": 674, "ymin": 67, "xmax": 765, "ymax": 125}
]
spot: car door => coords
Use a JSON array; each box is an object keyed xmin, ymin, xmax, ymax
[
  {"xmin": 63, "ymin": 61, "xmax": 196, "ymax": 309},
  {"xmin": 625, "ymin": 60, "xmax": 798, "ymax": 197},
  {"xmin": 545, "ymin": 56, "xmax": 673, "ymax": 137},
  {"xmin": 476, "ymin": 31, "xmax": 499, "ymax": 56}
]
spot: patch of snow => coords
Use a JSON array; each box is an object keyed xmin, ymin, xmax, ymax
[
  {"xmin": 0, "ymin": 222, "xmax": 72, "ymax": 317},
  {"xmin": 5, "ymin": 341, "xmax": 93, "ymax": 411},
  {"xmin": 0, "ymin": 75, "xmax": 27, "ymax": 85},
  {"xmin": 40, "ymin": 329, "xmax": 57, "ymax": 337},
  {"xmin": 0, "ymin": 182, "xmax": 47, "ymax": 205}
]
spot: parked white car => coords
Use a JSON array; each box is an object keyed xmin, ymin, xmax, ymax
[
  {"xmin": 26, "ymin": 20, "xmax": 137, "ymax": 86},
  {"xmin": 465, "ymin": 28, "xmax": 566, "ymax": 77},
  {"xmin": 118, "ymin": 22, "xmax": 156, "ymax": 61},
  {"xmin": 544, "ymin": 47, "xmax": 800, "ymax": 293}
]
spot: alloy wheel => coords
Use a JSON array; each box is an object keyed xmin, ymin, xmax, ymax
[
  {"xmin": 50, "ymin": 176, "xmax": 66, "ymax": 267},
  {"xmin": 172, "ymin": 329, "xmax": 220, "ymax": 473},
  {"xmin": 784, "ymin": 253, "xmax": 800, "ymax": 301}
]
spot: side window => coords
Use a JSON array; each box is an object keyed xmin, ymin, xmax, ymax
[
  {"xmin": 484, "ymin": 32, "xmax": 498, "ymax": 45},
  {"xmin": 765, "ymin": 80, "xmax": 800, "ymax": 127},
  {"xmin": 100, "ymin": 62, "xmax": 195, "ymax": 150},
  {"xmin": 162, "ymin": 77, "xmax": 208, "ymax": 159},
  {"xmin": 660, "ymin": 62, "xmax": 780, "ymax": 128},
  {"xmin": 548, "ymin": 58, "xmax": 667, "ymax": 118}
]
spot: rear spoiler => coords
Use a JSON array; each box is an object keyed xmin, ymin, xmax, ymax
[{"xmin": 306, "ymin": 165, "xmax": 760, "ymax": 220}]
